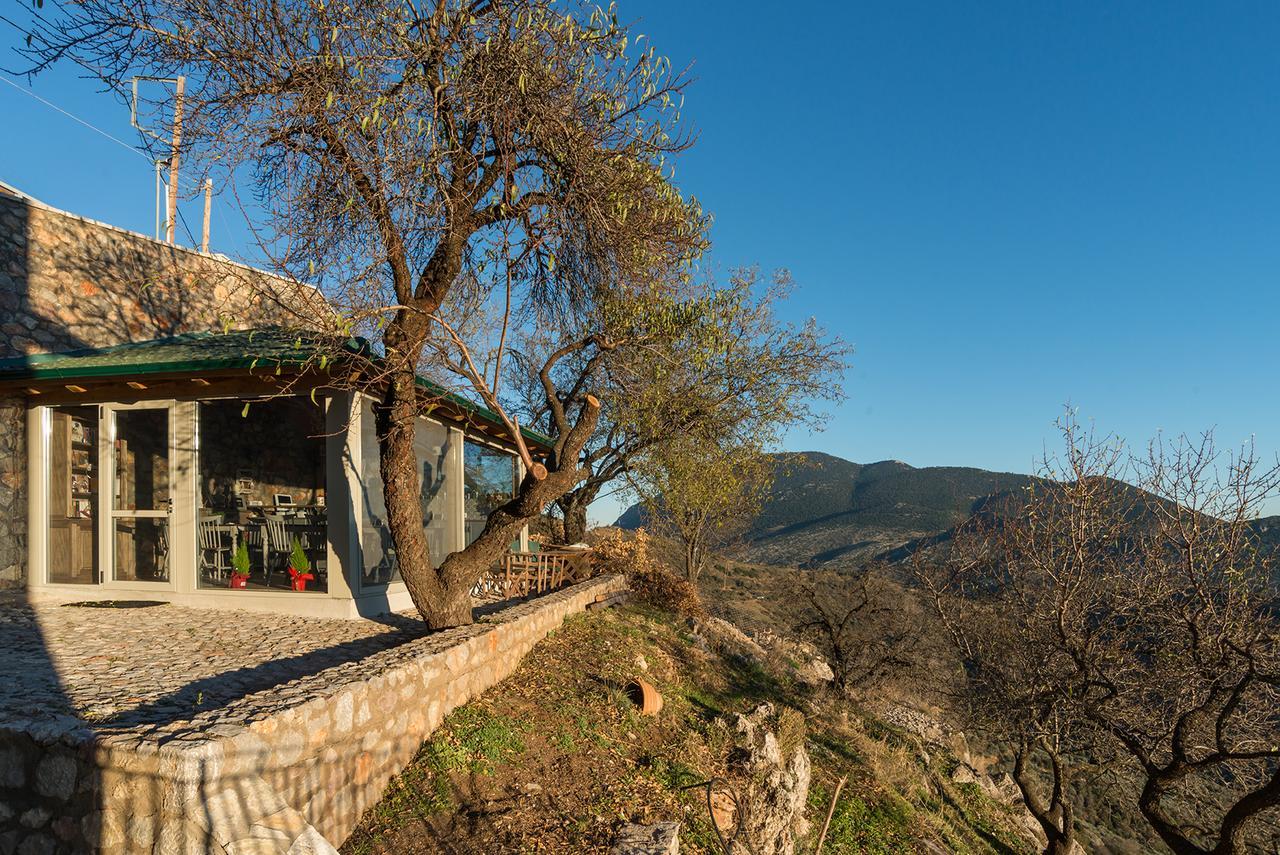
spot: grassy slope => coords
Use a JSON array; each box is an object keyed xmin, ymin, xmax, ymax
[
  {"xmin": 696, "ymin": 559, "xmax": 1166, "ymax": 855},
  {"xmin": 341, "ymin": 604, "xmax": 1035, "ymax": 854}
]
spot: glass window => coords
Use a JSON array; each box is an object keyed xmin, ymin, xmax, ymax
[
  {"xmin": 357, "ymin": 399, "xmax": 454, "ymax": 587},
  {"xmin": 46, "ymin": 406, "xmax": 99, "ymax": 585},
  {"xmin": 196, "ymin": 397, "xmax": 328, "ymax": 592},
  {"xmin": 111, "ymin": 407, "xmax": 172, "ymax": 583},
  {"xmin": 464, "ymin": 440, "xmax": 517, "ymax": 547}
]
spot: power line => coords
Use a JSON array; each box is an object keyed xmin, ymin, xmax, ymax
[
  {"xmin": 0, "ymin": 73, "xmax": 151, "ymax": 162},
  {"xmin": 0, "ymin": 72, "xmax": 210, "ymax": 197},
  {"xmin": 1, "ymin": 71, "xmax": 233, "ymax": 249}
]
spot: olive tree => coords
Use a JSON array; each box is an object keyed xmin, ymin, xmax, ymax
[{"xmin": 509, "ymin": 267, "xmax": 848, "ymax": 544}]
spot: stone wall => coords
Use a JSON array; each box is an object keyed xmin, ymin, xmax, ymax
[
  {"xmin": 0, "ymin": 399, "xmax": 24, "ymax": 591},
  {"xmin": 0, "ymin": 187, "xmax": 322, "ymax": 590},
  {"xmin": 0, "ymin": 574, "xmax": 628, "ymax": 854}
]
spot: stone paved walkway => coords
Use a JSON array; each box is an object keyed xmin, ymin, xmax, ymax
[{"xmin": 0, "ymin": 595, "xmax": 512, "ymax": 736}]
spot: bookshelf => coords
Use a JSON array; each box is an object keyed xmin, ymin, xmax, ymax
[{"xmin": 48, "ymin": 408, "xmax": 98, "ymax": 584}]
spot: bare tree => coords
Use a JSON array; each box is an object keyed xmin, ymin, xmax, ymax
[
  {"xmin": 789, "ymin": 567, "xmax": 922, "ymax": 696},
  {"xmin": 916, "ymin": 526, "xmax": 1092, "ymax": 855},
  {"xmin": 918, "ymin": 414, "xmax": 1280, "ymax": 855},
  {"xmin": 16, "ymin": 0, "xmax": 707, "ymax": 627},
  {"xmin": 1099, "ymin": 431, "xmax": 1280, "ymax": 855}
]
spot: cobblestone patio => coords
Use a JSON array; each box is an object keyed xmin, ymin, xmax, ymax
[
  {"xmin": 0, "ymin": 577, "xmax": 627, "ymax": 854},
  {"xmin": 0, "ymin": 593, "xmax": 509, "ymax": 738}
]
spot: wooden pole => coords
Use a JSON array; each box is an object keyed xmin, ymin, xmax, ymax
[
  {"xmin": 165, "ymin": 76, "xmax": 185, "ymax": 245},
  {"xmin": 153, "ymin": 161, "xmax": 163, "ymax": 241},
  {"xmin": 815, "ymin": 774, "xmax": 848, "ymax": 855},
  {"xmin": 201, "ymin": 178, "xmax": 212, "ymax": 253}
]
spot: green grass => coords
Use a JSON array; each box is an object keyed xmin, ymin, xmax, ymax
[
  {"xmin": 344, "ymin": 604, "xmax": 1038, "ymax": 855},
  {"xmin": 810, "ymin": 786, "xmax": 916, "ymax": 855}
]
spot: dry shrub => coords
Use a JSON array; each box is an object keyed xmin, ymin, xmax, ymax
[{"xmin": 590, "ymin": 528, "xmax": 705, "ymax": 618}]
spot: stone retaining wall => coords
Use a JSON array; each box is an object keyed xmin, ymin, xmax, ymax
[{"xmin": 0, "ymin": 574, "xmax": 628, "ymax": 854}]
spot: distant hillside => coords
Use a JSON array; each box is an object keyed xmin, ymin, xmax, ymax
[{"xmin": 616, "ymin": 452, "xmax": 1038, "ymax": 569}]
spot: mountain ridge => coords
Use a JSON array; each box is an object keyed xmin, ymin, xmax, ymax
[
  {"xmin": 615, "ymin": 450, "xmax": 1280, "ymax": 569},
  {"xmin": 616, "ymin": 451, "xmax": 1042, "ymax": 568}
]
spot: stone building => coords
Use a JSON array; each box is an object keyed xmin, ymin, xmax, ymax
[{"xmin": 0, "ymin": 181, "xmax": 534, "ymax": 616}]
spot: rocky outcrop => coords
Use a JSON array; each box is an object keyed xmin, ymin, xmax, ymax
[
  {"xmin": 747, "ymin": 629, "xmax": 834, "ymax": 687},
  {"xmin": 690, "ymin": 616, "xmax": 768, "ymax": 662},
  {"xmin": 611, "ymin": 822, "xmax": 680, "ymax": 855},
  {"xmin": 690, "ymin": 618, "xmax": 835, "ymax": 689},
  {"xmin": 720, "ymin": 703, "xmax": 811, "ymax": 855}
]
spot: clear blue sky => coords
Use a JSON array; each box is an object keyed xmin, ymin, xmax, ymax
[{"xmin": 3, "ymin": 3, "xmax": 1279, "ymax": 524}]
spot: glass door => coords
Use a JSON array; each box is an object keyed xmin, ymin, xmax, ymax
[
  {"xmin": 45, "ymin": 405, "xmax": 101, "ymax": 584},
  {"xmin": 107, "ymin": 403, "xmax": 174, "ymax": 583}
]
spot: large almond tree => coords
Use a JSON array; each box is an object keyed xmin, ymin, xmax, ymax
[{"xmin": 18, "ymin": 0, "xmax": 706, "ymax": 627}]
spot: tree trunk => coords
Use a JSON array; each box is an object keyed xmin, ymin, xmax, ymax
[
  {"xmin": 427, "ymin": 395, "xmax": 603, "ymax": 628},
  {"xmin": 557, "ymin": 489, "xmax": 593, "ymax": 544},
  {"xmin": 1013, "ymin": 743, "xmax": 1078, "ymax": 855},
  {"xmin": 684, "ymin": 539, "xmax": 702, "ymax": 582},
  {"xmin": 1138, "ymin": 776, "xmax": 1211, "ymax": 855},
  {"xmin": 376, "ymin": 365, "xmax": 447, "ymax": 619}
]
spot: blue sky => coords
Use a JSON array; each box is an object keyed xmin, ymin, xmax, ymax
[{"xmin": 3, "ymin": 3, "xmax": 1280, "ymax": 523}]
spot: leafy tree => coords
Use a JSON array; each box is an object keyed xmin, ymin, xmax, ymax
[
  {"xmin": 514, "ymin": 268, "xmax": 848, "ymax": 544},
  {"xmin": 628, "ymin": 433, "xmax": 772, "ymax": 581},
  {"xmin": 18, "ymin": 0, "xmax": 706, "ymax": 627}
]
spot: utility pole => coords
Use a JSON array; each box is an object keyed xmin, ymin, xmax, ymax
[
  {"xmin": 201, "ymin": 178, "xmax": 212, "ymax": 253},
  {"xmin": 133, "ymin": 76, "xmax": 189, "ymax": 244},
  {"xmin": 153, "ymin": 161, "xmax": 163, "ymax": 241},
  {"xmin": 164, "ymin": 76, "xmax": 185, "ymax": 245}
]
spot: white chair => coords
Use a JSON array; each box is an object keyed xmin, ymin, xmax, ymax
[
  {"xmin": 199, "ymin": 520, "xmax": 232, "ymax": 583},
  {"xmin": 264, "ymin": 516, "xmax": 291, "ymax": 588}
]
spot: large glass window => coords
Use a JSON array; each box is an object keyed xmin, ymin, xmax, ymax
[
  {"xmin": 464, "ymin": 440, "xmax": 517, "ymax": 547},
  {"xmin": 46, "ymin": 406, "xmax": 99, "ymax": 585},
  {"xmin": 358, "ymin": 399, "xmax": 454, "ymax": 587},
  {"xmin": 196, "ymin": 396, "xmax": 327, "ymax": 592}
]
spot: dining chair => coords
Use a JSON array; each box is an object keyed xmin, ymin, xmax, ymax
[
  {"xmin": 199, "ymin": 520, "xmax": 232, "ymax": 583},
  {"xmin": 264, "ymin": 516, "xmax": 291, "ymax": 589},
  {"xmin": 155, "ymin": 520, "xmax": 171, "ymax": 581}
]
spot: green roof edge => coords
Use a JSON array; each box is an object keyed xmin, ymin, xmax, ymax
[{"xmin": 0, "ymin": 329, "xmax": 554, "ymax": 450}]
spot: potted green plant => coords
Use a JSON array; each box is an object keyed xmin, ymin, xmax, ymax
[
  {"xmin": 288, "ymin": 537, "xmax": 314, "ymax": 591},
  {"xmin": 229, "ymin": 540, "xmax": 251, "ymax": 589}
]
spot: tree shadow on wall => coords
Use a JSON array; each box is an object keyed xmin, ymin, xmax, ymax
[{"xmin": 0, "ymin": 189, "xmax": 324, "ymax": 853}]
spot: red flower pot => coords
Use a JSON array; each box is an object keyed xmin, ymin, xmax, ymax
[
  {"xmin": 289, "ymin": 567, "xmax": 314, "ymax": 591},
  {"xmin": 229, "ymin": 574, "xmax": 249, "ymax": 589}
]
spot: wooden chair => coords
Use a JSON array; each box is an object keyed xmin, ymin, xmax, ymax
[
  {"xmin": 199, "ymin": 520, "xmax": 233, "ymax": 583},
  {"xmin": 496, "ymin": 547, "xmax": 594, "ymax": 598},
  {"xmin": 264, "ymin": 516, "xmax": 291, "ymax": 588}
]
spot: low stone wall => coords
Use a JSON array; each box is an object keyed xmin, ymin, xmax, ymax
[{"xmin": 0, "ymin": 575, "xmax": 628, "ymax": 854}]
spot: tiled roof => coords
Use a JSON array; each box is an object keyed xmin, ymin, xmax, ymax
[
  {"xmin": 0, "ymin": 327, "xmax": 553, "ymax": 449},
  {"xmin": 0, "ymin": 328, "xmax": 366, "ymax": 379}
]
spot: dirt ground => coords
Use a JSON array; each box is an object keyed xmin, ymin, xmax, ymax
[{"xmin": 340, "ymin": 602, "xmax": 1033, "ymax": 855}]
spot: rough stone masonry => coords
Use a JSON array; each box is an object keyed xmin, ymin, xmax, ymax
[
  {"xmin": 0, "ymin": 185, "xmax": 319, "ymax": 592},
  {"xmin": 0, "ymin": 574, "xmax": 628, "ymax": 854}
]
